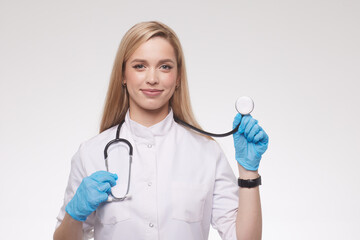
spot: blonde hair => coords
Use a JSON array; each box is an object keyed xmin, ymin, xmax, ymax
[{"xmin": 100, "ymin": 21, "xmax": 206, "ymax": 137}]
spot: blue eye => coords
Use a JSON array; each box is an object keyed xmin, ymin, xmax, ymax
[
  {"xmin": 133, "ymin": 64, "xmax": 145, "ymax": 69},
  {"xmin": 160, "ymin": 65, "xmax": 172, "ymax": 70}
]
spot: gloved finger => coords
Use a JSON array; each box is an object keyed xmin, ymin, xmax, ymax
[
  {"xmin": 232, "ymin": 113, "xmax": 242, "ymax": 129},
  {"xmin": 98, "ymin": 182, "xmax": 112, "ymax": 193},
  {"xmin": 98, "ymin": 191, "xmax": 110, "ymax": 203},
  {"xmin": 253, "ymin": 129, "xmax": 269, "ymax": 144},
  {"xmin": 90, "ymin": 171, "xmax": 118, "ymax": 187},
  {"xmin": 244, "ymin": 117, "xmax": 258, "ymax": 138},
  {"xmin": 238, "ymin": 115, "xmax": 252, "ymax": 134},
  {"xmin": 247, "ymin": 124, "xmax": 261, "ymax": 142}
]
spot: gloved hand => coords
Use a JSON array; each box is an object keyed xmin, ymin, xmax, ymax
[
  {"xmin": 65, "ymin": 171, "xmax": 118, "ymax": 221},
  {"xmin": 233, "ymin": 114, "xmax": 269, "ymax": 171}
]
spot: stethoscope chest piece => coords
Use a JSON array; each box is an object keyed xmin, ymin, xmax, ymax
[{"xmin": 235, "ymin": 96, "xmax": 254, "ymax": 115}]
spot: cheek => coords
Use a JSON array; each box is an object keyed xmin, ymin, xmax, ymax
[
  {"xmin": 161, "ymin": 72, "xmax": 178, "ymax": 88},
  {"xmin": 125, "ymin": 70, "xmax": 145, "ymax": 85}
]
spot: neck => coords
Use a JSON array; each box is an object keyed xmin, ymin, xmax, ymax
[{"xmin": 129, "ymin": 105, "xmax": 170, "ymax": 127}]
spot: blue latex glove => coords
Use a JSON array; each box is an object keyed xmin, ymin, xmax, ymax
[
  {"xmin": 233, "ymin": 114, "xmax": 269, "ymax": 171},
  {"xmin": 65, "ymin": 171, "xmax": 118, "ymax": 221}
]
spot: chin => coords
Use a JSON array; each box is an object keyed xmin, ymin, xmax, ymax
[{"xmin": 140, "ymin": 102, "xmax": 169, "ymax": 112}]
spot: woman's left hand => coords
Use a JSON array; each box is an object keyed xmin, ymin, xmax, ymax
[{"xmin": 232, "ymin": 114, "xmax": 269, "ymax": 171}]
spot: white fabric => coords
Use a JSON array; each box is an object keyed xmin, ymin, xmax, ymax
[{"xmin": 56, "ymin": 109, "xmax": 239, "ymax": 240}]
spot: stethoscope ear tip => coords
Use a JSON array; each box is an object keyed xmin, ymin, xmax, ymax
[{"xmin": 235, "ymin": 96, "xmax": 254, "ymax": 115}]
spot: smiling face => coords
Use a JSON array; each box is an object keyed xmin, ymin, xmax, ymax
[{"xmin": 123, "ymin": 37, "xmax": 178, "ymax": 124}]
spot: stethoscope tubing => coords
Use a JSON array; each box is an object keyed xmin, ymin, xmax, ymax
[
  {"xmin": 174, "ymin": 117, "xmax": 240, "ymax": 138},
  {"xmin": 104, "ymin": 115, "xmax": 243, "ymax": 201}
]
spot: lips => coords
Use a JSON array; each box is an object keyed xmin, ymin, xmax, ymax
[{"xmin": 141, "ymin": 89, "xmax": 163, "ymax": 97}]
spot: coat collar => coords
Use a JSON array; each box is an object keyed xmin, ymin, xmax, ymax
[{"xmin": 124, "ymin": 109, "xmax": 174, "ymax": 141}]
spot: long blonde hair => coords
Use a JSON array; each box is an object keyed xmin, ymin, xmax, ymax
[{"xmin": 100, "ymin": 21, "xmax": 205, "ymax": 136}]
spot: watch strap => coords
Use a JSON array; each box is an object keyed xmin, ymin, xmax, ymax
[{"xmin": 238, "ymin": 175, "xmax": 262, "ymax": 188}]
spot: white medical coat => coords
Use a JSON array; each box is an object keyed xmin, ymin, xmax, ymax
[{"xmin": 56, "ymin": 110, "xmax": 239, "ymax": 240}]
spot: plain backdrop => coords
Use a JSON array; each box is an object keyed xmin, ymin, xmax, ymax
[{"xmin": 0, "ymin": 0, "xmax": 359, "ymax": 239}]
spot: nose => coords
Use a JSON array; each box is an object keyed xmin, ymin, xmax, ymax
[{"xmin": 146, "ymin": 68, "xmax": 158, "ymax": 85}]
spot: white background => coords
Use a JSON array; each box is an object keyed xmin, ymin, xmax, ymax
[{"xmin": 0, "ymin": 0, "xmax": 359, "ymax": 239}]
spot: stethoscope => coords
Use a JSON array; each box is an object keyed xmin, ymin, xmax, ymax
[{"xmin": 104, "ymin": 96, "xmax": 254, "ymax": 202}]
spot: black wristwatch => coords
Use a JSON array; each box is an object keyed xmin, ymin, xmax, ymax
[{"xmin": 238, "ymin": 175, "xmax": 262, "ymax": 188}]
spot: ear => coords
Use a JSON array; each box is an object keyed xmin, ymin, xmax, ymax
[
  {"xmin": 176, "ymin": 75, "xmax": 181, "ymax": 88},
  {"xmin": 122, "ymin": 66, "xmax": 127, "ymax": 84}
]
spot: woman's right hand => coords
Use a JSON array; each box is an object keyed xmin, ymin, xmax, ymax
[{"xmin": 65, "ymin": 171, "xmax": 118, "ymax": 222}]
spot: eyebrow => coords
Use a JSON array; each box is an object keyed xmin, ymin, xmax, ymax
[{"xmin": 130, "ymin": 58, "xmax": 176, "ymax": 64}]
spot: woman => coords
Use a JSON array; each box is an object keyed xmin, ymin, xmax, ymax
[{"xmin": 54, "ymin": 21, "xmax": 268, "ymax": 240}]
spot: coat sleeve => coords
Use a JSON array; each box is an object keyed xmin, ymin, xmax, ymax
[
  {"xmin": 211, "ymin": 149, "xmax": 239, "ymax": 240},
  {"xmin": 55, "ymin": 144, "xmax": 95, "ymax": 239}
]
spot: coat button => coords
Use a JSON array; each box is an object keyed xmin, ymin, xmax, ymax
[
  {"xmin": 147, "ymin": 144, "xmax": 152, "ymax": 148},
  {"xmin": 149, "ymin": 222, "xmax": 154, "ymax": 228}
]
